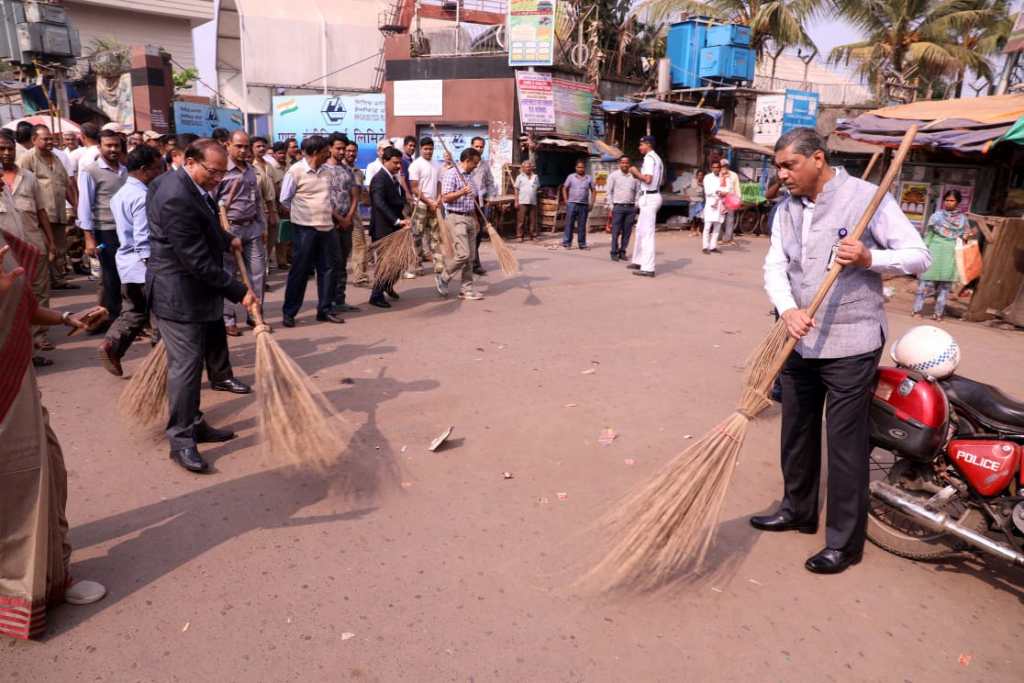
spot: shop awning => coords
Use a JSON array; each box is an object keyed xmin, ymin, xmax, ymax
[
  {"xmin": 714, "ymin": 129, "xmax": 773, "ymax": 156},
  {"xmin": 826, "ymin": 132, "xmax": 883, "ymax": 155},
  {"xmin": 995, "ymin": 116, "xmax": 1024, "ymax": 147},
  {"xmin": 535, "ymin": 136, "xmax": 624, "ymax": 161},
  {"xmin": 600, "ymin": 99, "xmax": 723, "ymax": 133},
  {"xmin": 834, "ymin": 94, "xmax": 1024, "ymax": 154}
]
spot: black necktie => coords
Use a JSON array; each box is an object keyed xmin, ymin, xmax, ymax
[{"xmin": 204, "ymin": 195, "xmax": 219, "ymax": 217}]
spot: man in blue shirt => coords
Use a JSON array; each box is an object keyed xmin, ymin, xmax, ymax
[{"xmin": 97, "ymin": 145, "xmax": 164, "ymax": 376}]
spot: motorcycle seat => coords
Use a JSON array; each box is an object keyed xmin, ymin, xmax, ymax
[{"xmin": 940, "ymin": 374, "xmax": 1024, "ymax": 432}]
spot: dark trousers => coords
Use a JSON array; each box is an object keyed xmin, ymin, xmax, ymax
[
  {"xmin": 610, "ymin": 205, "xmax": 636, "ymax": 256},
  {"xmin": 779, "ymin": 347, "xmax": 883, "ymax": 553},
  {"xmin": 158, "ymin": 317, "xmax": 235, "ymax": 451},
  {"xmin": 472, "ymin": 206, "xmax": 488, "ymax": 269},
  {"xmin": 94, "ymin": 229, "xmax": 122, "ymax": 319},
  {"xmin": 330, "ymin": 228, "xmax": 353, "ymax": 307},
  {"xmin": 283, "ymin": 224, "xmax": 338, "ymax": 319},
  {"xmin": 563, "ymin": 202, "xmax": 589, "ymax": 247},
  {"xmin": 104, "ymin": 282, "xmax": 149, "ymax": 357}
]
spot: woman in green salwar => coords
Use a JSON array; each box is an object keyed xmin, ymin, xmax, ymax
[{"xmin": 912, "ymin": 189, "xmax": 971, "ymax": 321}]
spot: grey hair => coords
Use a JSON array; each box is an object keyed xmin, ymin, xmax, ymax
[{"xmin": 774, "ymin": 126, "xmax": 828, "ymax": 161}]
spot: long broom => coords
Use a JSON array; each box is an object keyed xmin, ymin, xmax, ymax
[
  {"xmin": 583, "ymin": 126, "xmax": 919, "ymax": 592},
  {"xmin": 220, "ymin": 207, "xmax": 347, "ymax": 471},
  {"xmin": 369, "ymin": 224, "xmax": 418, "ymax": 291},
  {"xmin": 430, "ymin": 124, "xmax": 519, "ymax": 275}
]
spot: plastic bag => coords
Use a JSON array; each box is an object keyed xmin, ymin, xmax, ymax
[
  {"xmin": 955, "ymin": 238, "xmax": 983, "ymax": 284},
  {"xmin": 722, "ymin": 193, "xmax": 742, "ymax": 212}
]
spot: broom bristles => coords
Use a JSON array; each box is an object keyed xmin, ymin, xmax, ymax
[
  {"xmin": 434, "ymin": 207, "xmax": 456, "ymax": 263},
  {"xmin": 485, "ymin": 222, "xmax": 519, "ymax": 275},
  {"xmin": 118, "ymin": 340, "xmax": 168, "ymax": 426},
  {"xmin": 742, "ymin": 318, "xmax": 790, "ymax": 394},
  {"xmin": 252, "ymin": 326, "xmax": 348, "ymax": 471},
  {"xmin": 370, "ymin": 226, "xmax": 418, "ymax": 290}
]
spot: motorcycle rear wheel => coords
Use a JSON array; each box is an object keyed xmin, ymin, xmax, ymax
[{"xmin": 866, "ymin": 450, "xmax": 985, "ymax": 560}]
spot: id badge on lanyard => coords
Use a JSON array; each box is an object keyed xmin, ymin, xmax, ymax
[{"xmin": 826, "ymin": 228, "xmax": 848, "ymax": 270}]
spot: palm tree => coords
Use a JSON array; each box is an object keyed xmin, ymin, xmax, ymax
[
  {"xmin": 829, "ymin": 0, "xmax": 1003, "ymax": 102},
  {"xmin": 637, "ymin": 0, "xmax": 821, "ymax": 62}
]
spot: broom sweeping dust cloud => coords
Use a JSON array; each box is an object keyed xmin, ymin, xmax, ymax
[{"xmin": 581, "ymin": 126, "xmax": 919, "ymax": 592}]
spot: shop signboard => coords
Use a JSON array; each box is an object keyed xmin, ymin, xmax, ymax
[
  {"xmin": 752, "ymin": 93, "xmax": 785, "ymax": 145},
  {"xmin": 899, "ymin": 181, "xmax": 931, "ymax": 231},
  {"xmin": 173, "ymin": 101, "xmax": 244, "ymax": 137},
  {"xmin": 552, "ymin": 77, "xmax": 595, "ymax": 137},
  {"xmin": 271, "ymin": 94, "xmax": 385, "ymax": 169},
  {"xmin": 515, "ymin": 70, "xmax": 555, "ymax": 131},
  {"xmin": 393, "ymin": 80, "xmax": 443, "ymax": 117},
  {"xmin": 508, "ymin": 0, "xmax": 557, "ymax": 67},
  {"xmin": 419, "ymin": 124, "xmax": 490, "ymax": 164},
  {"xmin": 781, "ymin": 89, "xmax": 819, "ymax": 134}
]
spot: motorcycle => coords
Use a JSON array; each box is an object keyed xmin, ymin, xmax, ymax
[{"xmin": 867, "ymin": 365, "xmax": 1024, "ymax": 567}]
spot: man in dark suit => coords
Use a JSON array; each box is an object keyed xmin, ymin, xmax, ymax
[
  {"xmin": 147, "ymin": 139, "xmax": 256, "ymax": 473},
  {"xmin": 368, "ymin": 146, "xmax": 409, "ymax": 308}
]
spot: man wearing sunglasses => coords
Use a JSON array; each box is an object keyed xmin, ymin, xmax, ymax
[{"xmin": 146, "ymin": 139, "xmax": 257, "ymax": 474}]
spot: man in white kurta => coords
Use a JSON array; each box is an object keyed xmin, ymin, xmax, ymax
[{"xmin": 626, "ymin": 136, "xmax": 663, "ymax": 277}]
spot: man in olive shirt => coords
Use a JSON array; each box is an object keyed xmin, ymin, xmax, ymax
[{"xmin": 20, "ymin": 125, "xmax": 78, "ymax": 290}]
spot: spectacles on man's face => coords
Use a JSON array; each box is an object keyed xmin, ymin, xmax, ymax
[{"xmin": 198, "ymin": 161, "xmax": 227, "ymax": 178}]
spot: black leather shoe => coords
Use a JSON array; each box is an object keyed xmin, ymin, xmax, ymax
[
  {"xmin": 170, "ymin": 447, "xmax": 209, "ymax": 473},
  {"xmin": 632, "ymin": 270, "xmax": 655, "ymax": 278},
  {"xmin": 336, "ymin": 303, "xmax": 361, "ymax": 313},
  {"xmin": 316, "ymin": 312, "xmax": 346, "ymax": 324},
  {"xmin": 210, "ymin": 377, "xmax": 252, "ymax": 394},
  {"xmin": 196, "ymin": 422, "xmax": 236, "ymax": 443},
  {"xmin": 369, "ymin": 297, "xmax": 391, "ymax": 309},
  {"xmin": 625, "ymin": 263, "xmax": 641, "ymax": 270},
  {"xmin": 473, "ymin": 266, "xmax": 487, "ymax": 276},
  {"xmin": 750, "ymin": 511, "xmax": 818, "ymax": 534},
  {"xmin": 282, "ymin": 316, "xmax": 296, "ymax": 328},
  {"xmin": 385, "ymin": 287, "xmax": 400, "ymax": 300},
  {"xmin": 610, "ymin": 253, "xmax": 620, "ymax": 261},
  {"xmin": 805, "ymin": 548, "xmax": 862, "ymax": 574}
]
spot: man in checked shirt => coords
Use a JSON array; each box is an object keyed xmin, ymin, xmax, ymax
[{"xmin": 436, "ymin": 147, "xmax": 484, "ymax": 301}]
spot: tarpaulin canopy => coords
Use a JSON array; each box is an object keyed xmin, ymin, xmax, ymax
[
  {"xmin": 834, "ymin": 94, "xmax": 1024, "ymax": 154},
  {"xmin": 714, "ymin": 129, "xmax": 773, "ymax": 156},
  {"xmin": 996, "ymin": 116, "xmax": 1024, "ymax": 147},
  {"xmin": 827, "ymin": 132, "xmax": 883, "ymax": 155},
  {"xmin": 601, "ymin": 100, "xmax": 723, "ymax": 133}
]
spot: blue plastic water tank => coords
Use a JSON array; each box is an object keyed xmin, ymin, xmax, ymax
[
  {"xmin": 666, "ymin": 20, "xmax": 709, "ymax": 89},
  {"xmin": 698, "ymin": 45, "xmax": 755, "ymax": 82},
  {"xmin": 705, "ymin": 24, "xmax": 751, "ymax": 48}
]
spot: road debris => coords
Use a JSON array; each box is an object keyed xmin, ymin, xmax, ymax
[
  {"xmin": 623, "ymin": 458, "xmax": 635, "ymax": 466},
  {"xmin": 502, "ymin": 472, "xmax": 514, "ymax": 479},
  {"xmin": 581, "ymin": 368, "xmax": 596, "ymax": 375},
  {"xmin": 958, "ymin": 653, "xmax": 972, "ymax": 667},
  {"xmin": 342, "ymin": 632, "xmax": 356, "ymax": 641},
  {"xmin": 182, "ymin": 622, "xmax": 190, "ymax": 632},
  {"xmin": 556, "ymin": 492, "xmax": 568, "ymax": 501},
  {"xmin": 598, "ymin": 428, "xmax": 617, "ymax": 446},
  {"xmin": 429, "ymin": 425, "xmax": 454, "ymax": 451},
  {"xmin": 564, "ymin": 403, "xmax": 577, "ymax": 408}
]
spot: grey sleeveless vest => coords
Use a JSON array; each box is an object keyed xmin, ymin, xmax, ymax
[{"xmin": 776, "ymin": 168, "xmax": 887, "ymax": 359}]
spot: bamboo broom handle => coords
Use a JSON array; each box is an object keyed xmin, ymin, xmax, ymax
[
  {"xmin": 762, "ymin": 125, "xmax": 918, "ymax": 383},
  {"xmin": 219, "ymin": 205, "xmax": 266, "ymax": 327},
  {"xmin": 861, "ymin": 151, "xmax": 881, "ymax": 180}
]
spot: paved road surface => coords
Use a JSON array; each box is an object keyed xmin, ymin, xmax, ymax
[{"xmin": 5, "ymin": 232, "xmax": 1023, "ymax": 682}]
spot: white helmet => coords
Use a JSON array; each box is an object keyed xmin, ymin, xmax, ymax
[{"xmin": 890, "ymin": 325, "xmax": 961, "ymax": 379}]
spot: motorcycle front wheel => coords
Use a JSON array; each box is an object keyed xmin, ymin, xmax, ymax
[{"xmin": 866, "ymin": 449, "xmax": 985, "ymax": 560}]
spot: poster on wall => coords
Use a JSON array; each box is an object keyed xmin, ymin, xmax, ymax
[
  {"xmin": 420, "ymin": 124, "xmax": 489, "ymax": 165},
  {"xmin": 271, "ymin": 94, "xmax": 385, "ymax": 169},
  {"xmin": 752, "ymin": 94, "xmax": 785, "ymax": 145},
  {"xmin": 899, "ymin": 181, "xmax": 931, "ymax": 231},
  {"xmin": 173, "ymin": 101, "xmax": 244, "ymax": 137},
  {"xmin": 515, "ymin": 70, "xmax": 555, "ymax": 131},
  {"xmin": 393, "ymin": 80, "xmax": 443, "ymax": 117},
  {"xmin": 508, "ymin": 0, "xmax": 556, "ymax": 66},
  {"xmin": 552, "ymin": 78, "xmax": 595, "ymax": 137},
  {"xmin": 939, "ymin": 183, "xmax": 974, "ymax": 214},
  {"xmin": 781, "ymin": 89, "xmax": 819, "ymax": 134}
]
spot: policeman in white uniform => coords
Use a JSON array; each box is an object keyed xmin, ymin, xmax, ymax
[{"xmin": 626, "ymin": 135, "xmax": 663, "ymax": 277}]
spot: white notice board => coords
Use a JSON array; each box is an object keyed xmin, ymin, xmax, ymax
[{"xmin": 393, "ymin": 80, "xmax": 443, "ymax": 117}]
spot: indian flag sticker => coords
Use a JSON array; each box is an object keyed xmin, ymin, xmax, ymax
[{"xmin": 277, "ymin": 99, "xmax": 299, "ymax": 116}]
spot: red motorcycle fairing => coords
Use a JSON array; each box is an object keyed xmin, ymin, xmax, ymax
[
  {"xmin": 870, "ymin": 367, "xmax": 949, "ymax": 461},
  {"xmin": 948, "ymin": 439, "xmax": 1021, "ymax": 497}
]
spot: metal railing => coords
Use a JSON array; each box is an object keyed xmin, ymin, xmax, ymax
[
  {"xmin": 752, "ymin": 75, "xmax": 875, "ymax": 106},
  {"xmin": 413, "ymin": 25, "xmax": 506, "ymax": 57}
]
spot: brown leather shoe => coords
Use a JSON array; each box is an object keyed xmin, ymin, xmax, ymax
[
  {"xmin": 98, "ymin": 340, "xmax": 123, "ymax": 376},
  {"xmin": 226, "ymin": 324, "xmax": 242, "ymax": 337}
]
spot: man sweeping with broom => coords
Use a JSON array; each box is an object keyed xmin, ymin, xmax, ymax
[
  {"xmin": 147, "ymin": 139, "xmax": 256, "ymax": 474},
  {"xmin": 755, "ymin": 128, "xmax": 929, "ymax": 574}
]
